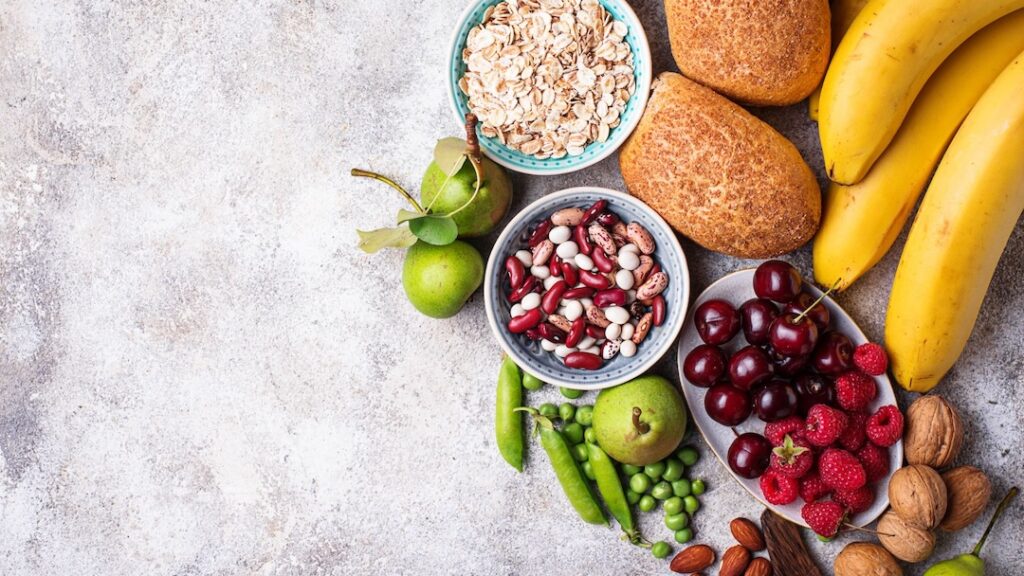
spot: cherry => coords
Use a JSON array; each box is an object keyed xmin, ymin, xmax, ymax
[
  {"xmin": 794, "ymin": 373, "xmax": 836, "ymax": 415},
  {"xmin": 705, "ymin": 383, "xmax": 752, "ymax": 426},
  {"xmin": 784, "ymin": 292, "xmax": 831, "ymax": 331},
  {"xmin": 753, "ymin": 260, "xmax": 803, "ymax": 303},
  {"xmin": 683, "ymin": 344, "xmax": 727, "ymax": 387},
  {"xmin": 812, "ymin": 331, "xmax": 854, "ymax": 375},
  {"xmin": 728, "ymin": 432, "xmax": 773, "ymax": 478},
  {"xmin": 753, "ymin": 379, "xmax": 799, "ymax": 422},
  {"xmin": 769, "ymin": 313, "xmax": 819, "ymax": 357},
  {"xmin": 770, "ymin": 348, "xmax": 811, "ymax": 376},
  {"xmin": 728, "ymin": 345, "xmax": 773, "ymax": 390},
  {"xmin": 740, "ymin": 298, "xmax": 779, "ymax": 345},
  {"xmin": 694, "ymin": 299, "xmax": 741, "ymax": 345}
]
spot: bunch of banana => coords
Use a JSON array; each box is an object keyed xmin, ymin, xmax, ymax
[{"xmin": 807, "ymin": 0, "xmax": 869, "ymax": 121}]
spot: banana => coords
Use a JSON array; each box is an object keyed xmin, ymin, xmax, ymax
[
  {"xmin": 813, "ymin": 11, "xmax": 1024, "ymax": 290},
  {"xmin": 807, "ymin": 0, "xmax": 869, "ymax": 121},
  {"xmin": 885, "ymin": 51, "xmax": 1024, "ymax": 393},
  {"xmin": 818, "ymin": 0, "xmax": 1024, "ymax": 185}
]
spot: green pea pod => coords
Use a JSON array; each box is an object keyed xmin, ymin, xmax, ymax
[
  {"xmin": 587, "ymin": 442, "xmax": 635, "ymax": 536},
  {"xmin": 495, "ymin": 357, "xmax": 524, "ymax": 471}
]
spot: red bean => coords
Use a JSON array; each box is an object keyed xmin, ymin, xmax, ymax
[
  {"xmin": 508, "ymin": 308, "xmax": 543, "ymax": 333},
  {"xmin": 580, "ymin": 200, "xmax": 607, "ymax": 226},
  {"xmin": 537, "ymin": 322, "xmax": 567, "ymax": 343},
  {"xmin": 574, "ymin": 224, "xmax": 593, "ymax": 255},
  {"xmin": 592, "ymin": 247, "xmax": 616, "ymax": 273},
  {"xmin": 541, "ymin": 280, "xmax": 568, "ymax": 314},
  {"xmin": 579, "ymin": 270, "xmax": 612, "ymax": 290},
  {"xmin": 596, "ymin": 211, "xmax": 619, "ymax": 227},
  {"xmin": 566, "ymin": 316, "xmax": 585, "ymax": 348},
  {"xmin": 528, "ymin": 220, "xmax": 552, "ymax": 247},
  {"xmin": 593, "ymin": 288, "xmax": 627, "ymax": 308},
  {"xmin": 505, "ymin": 256, "xmax": 525, "ymax": 290},
  {"xmin": 549, "ymin": 255, "xmax": 562, "ymax": 277},
  {"xmin": 650, "ymin": 263, "xmax": 662, "ymax": 276},
  {"xmin": 508, "ymin": 276, "xmax": 537, "ymax": 303},
  {"xmin": 565, "ymin": 351, "xmax": 603, "ymax": 370},
  {"xmin": 524, "ymin": 328, "xmax": 542, "ymax": 341},
  {"xmin": 586, "ymin": 325, "xmax": 605, "ymax": 339},
  {"xmin": 652, "ymin": 295, "xmax": 666, "ymax": 327},
  {"xmin": 562, "ymin": 262, "xmax": 578, "ymax": 287},
  {"xmin": 563, "ymin": 286, "xmax": 595, "ymax": 300}
]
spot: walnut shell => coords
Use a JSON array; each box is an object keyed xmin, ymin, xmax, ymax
[
  {"xmin": 889, "ymin": 465, "xmax": 948, "ymax": 529},
  {"xmin": 877, "ymin": 509, "xmax": 935, "ymax": 563},
  {"xmin": 904, "ymin": 395, "xmax": 963, "ymax": 468},
  {"xmin": 835, "ymin": 542, "xmax": 903, "ymax": 576},
  {"xmin": 940, "ymin": 466, "xmax": 992, "ymax": 531}
]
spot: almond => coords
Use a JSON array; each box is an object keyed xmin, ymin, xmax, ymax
[
  {"xmin": 744, "ymin": 557, "xmax": 773, "ymax": 576},
  {"xmin": 670, "ymin": 544, "xmax": 715, "ymax": 573},
  {"xmin": 719, "ymin": 545, "xmax": 751, "ymax": 576},
  {"xmin": 730, "ymin": 517, "xmax": 766, "ymax": 551}
]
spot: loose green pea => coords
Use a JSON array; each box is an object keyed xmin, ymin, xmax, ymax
[
  {"xmin": 671, "ymin": 479, "xmax": 691, "ymax": 498},
  {"xmin": 644, "ymin": 461, "xmax": 666, "ymax": 481},
  {"xmin": 584, "ymin": 427, "xmax": 597, "ymax": 444},
  {"xmin": 559, "ymin": 403, "xmax": 576, "ymax": 422},
  {"xmin": 522, "ymin": 372, "xmax": 545, "ymax": 391},
  {"xmin": 651, "ymin": 481, "xmax": 673, "ymax": 500},
  {"xmin": 622, "ymin": 464, "xmax": 642, "ymax": 476},
  {"xmin": 560, "ymin": 387, "xmax": 583, "ymax": 399},
  {"xmin": 662, "ymin": 458, "xmax": 684, "ymax": 482},
  {"xmin": 629, "ymin": 473, "xmax": 651, "ymax": 494},
  {"xmin": 665, "ymin": 512, "xmax": 688, "ymax": 531},
  {"xmin": 638, "ymin": 494, "xmax": 656, "ymax": 512},
  {"xmin": 626, "ymin": 489, "xmax": 642, "ymax": 505},
  {"xmin": 581, "ymin": 460, "xmax": 595, "ymax": 481},
  {"xmin": 572, "ymin": 443, "xmax": 588, "ymax": 462},
  {"xmin": 563, "ymin": 422, "xmax": 585, "ymax": 445},
  {"xmin": 538, "ymin": 403, "xmax": 559, "ymax": 419},
  {"xmin": 663, "ymin": 496, "xmax": 684, "ymax": 515},
  {"xmin": 674, "ymin": 528, "xmax": 693, "ymax": 544},
  {"xmin": 691, "ymin": 479, "xmax": 706, "ymax": 496},
  {"xmin": 575, "ymin": 405, "xmax": 594, "ymax": 426},
  {"xmin": 677, "ymin": 446, "xmax": 700, "ymax": 466},
  {"xmin": 683, "ymin": 495, "xmax": 700, "ymax": 514},
  {"xmin": 651, "ymin": 541, "xmax": 671, "ymax": 559}
]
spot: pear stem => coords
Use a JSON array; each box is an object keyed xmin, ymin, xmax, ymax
[
  {"xmin": 632, "ymin": 407, "xmax": 650, "ymax": 435},
  {"xmin": 465, "ymin": 113, "xmax": 481, "ymax": 162},
  {"xmin": 794, "ymin": 279, "xmax": 840, "ymax": 324},
  {"xmin": 972, "ymin": 486, "xmax": 1018, "ymax": 556},
  {"xmin": 351, "ymin": 168, "xmax": 424, "ymax": 213}
]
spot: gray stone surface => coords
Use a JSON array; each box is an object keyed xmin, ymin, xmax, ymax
[{"xmin": 0, "ymin": 1, "xmax": 1021, "ymax": 574}]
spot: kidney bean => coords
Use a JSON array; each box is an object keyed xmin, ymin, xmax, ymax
[
  {"xmin": 650, "ymin": 263, "xmax": 661, "ymax": 277},
  {"xmin": 563, "ymin": 286, "xmax": 595, "ymax": 300},
  {"xmin": 524, "ymin": 328, "xmax": 542, "ymax": 341},
  {"xmin": 532, "ymin": 239, "xmax": 554, "ymax": 266},
  {"xmin": 565, "ymin": 316, "xmax": 585, "ymax": 348},
  {"xmin": 549, "ymin": 254, "xmax": 562, "ymax": 277},
  {"xmin": 588, "ymin": 222, "xmax": 617, "ymax": 256},
  {"xmin": 626, "ymin": 222, "xmax": 656, "ymax": 254},
  {"xmin": 561, "ymin": 262, "xmax": 578, "ymax": 287},
  {"xmin": 593, "ymin": 288, "xmax": 627, "ymax": 308},
  {"xmin": 611, "ymin": 221, "xmax": 629, "ymax": 246},
  {"xmin": 636, "ymin": 271, "xmax": 668, "ymax": 300},
  {"xmin": 547, "ymin": 314, "xmax": 572, "ymax": 332},
  {"xmin": 541, "ymin": 280, "xmax": 568, "ymax": 314},
  {"xmin": 585, "ymin": 324, "xmax": 605, "ymax": 339},
  {"xmin": 537, "ymin": 322, "xmax": 567, "ymax": 343},
  {"xmin": 574, "ymin": 224, "xmax": 593, "ymax": 255},
  {"xmin": 596, "ymin": 211, "xmax": 619, "ymax": 227},
  {"xmin": 580, "ymin": 199, "xmax": 608, "ymax": 226},
  {"xmin": 591, "ymin": 246, "xmax": 616, "ymax": 273},
  {"xmin": 551, "ymin": 207, "xmax": 585, "ymax": 226},
  {"xmin": 564, "ymin": 351, "xmax": 603, "ymax": 370},
  {"xmin": 508, "ymin": 276, "xmax": 537, "ymax": 303},
  {"xmin": 629, "ymin": 301, "xmax": 646, "ymax": 319},
  {"xmin": 528, "ymin": 220, "xmax": 552, "ymax": 247},
  {"xmin": 580, "ymin": 270, "xmax": 612, "ymax": 290},
  {"xmin": 652, "ymin": 295, "xmax": 666, "ymax": 326},
  {"xmin": 505, "ymin": 255, "xmax": 525, "ymax": 290},
  {"xmin": 586, "ymin": 305, "xmax": 611, "ymax": 328},
  {"xmin": 632, "ymin": 312, "xmax": 653, "ymax": 344},
  {"xmin": 508, "ymin": 308, "xmax": 543, "ymax": 333}
]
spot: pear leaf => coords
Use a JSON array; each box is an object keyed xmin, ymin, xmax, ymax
[
  {"xmin": 434, "ymin": 137, "xmax": 468, "ymax": 176},
  {"xmin": 356, "ymin": 226, "xmax": 417, "ymax": 253},
  {"xmin": 409, "ymin": 215, "xmax": 458, "ymax": 246},
  {"xmin": 396, "ymin": 208, "xmax": 425, "ymax": 224}
]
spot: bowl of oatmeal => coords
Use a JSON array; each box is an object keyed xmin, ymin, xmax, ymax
[{"xmin": 447, "ymin": 0, "xmax": 653, "ymax": 175}]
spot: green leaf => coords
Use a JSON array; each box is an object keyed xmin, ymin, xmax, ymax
[
  {"xmin": 356, "ymin": 226, "xmax": 417, "ymax": 253},
  {"xmin": 434, "ymin": 137, "xmax": 468, "ymax": 176},
  {"xmin": 396, "ymin": 208, "xmax": 425, "ymax": 224},
  {"xmin": 409, "ymin": 215, "xmax": 458, "ymax": 246}
]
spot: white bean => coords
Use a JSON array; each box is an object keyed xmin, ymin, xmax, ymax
[
  {"xmin": 620, "ymin": 340, "xmax": 637, "ymax": 357},
  {"xmin": 579, "ymin": 336, "xmax": 597, "ymax": 350},
  {"xmin": 548, "ymin": 225, "xmax": 572, "ymax": 244},
  {"xmin": 521, "ymin": 292, "xmax": 541, "ymax": 310},
  {"xmin": 579, "ymin": 298, "xmax": 594, "ymax": 309},
  {"xmin": 619, "ymin": 243, "xmax": 640, "ymax": 254},
  {"xmin": 581, "ymin": 346, "xmax": 601, "ymax": 356},
  {"xmin": 562, "ymin": 299, "xmax": 584, "ymax": 321},
  {"xmin": 556, "ymin": 241, "xmax": 579, "ymax": 259},
  {"xmin": 605, "ymin": 323, "xmax": 622, "ymax": 340},
  {"xmin": 626, "ymin": 290, "xmax": 637, "ymax": 303},
  {"xmin": 530, "ymin": 264, "xmax": 551, "ymax": 280},
  {"xmin": 618, "ymin": 251, "xmax": 640, "ymax": 271},
  {"xmin": 515, "ymin": 249, "xmax": 533, "ymax": 267},
  {"xmin": 620, "ymin": 322, "xmax": 635, "ymax": 340},
  {"xmin": 510, "ymin": 304, "xmax": 526, "ymax": 317},
  {"xmin": 605, "ymin": 306, "xmax": 630, "ymax": 325},
  {"xmin": 574, "ymin": 253, "xmax": 595, "ymax": 271},
  {"xmin": 541, "ymin": 339, "xmax": 558, "ymax": 352},
  {"xmin": 615, "ymin": 269, "xmax": 635, "ymax": 290},
  {"xmin": 555, "ymin": 344, "xmax": 576, "ymax": 358},
  {"xmin": 543, "ymin": 276, "xmax": 560, "ymax": 290}
]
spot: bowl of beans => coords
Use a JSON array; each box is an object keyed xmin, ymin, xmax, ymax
[{"xmin": 484, "ymin": 187, "xmax": 690, "ymax": 389}]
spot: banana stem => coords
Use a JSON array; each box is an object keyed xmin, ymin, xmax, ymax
[
  {"xmin": 351, "ymin": 168, "xmax": 424, "ymax": 213},
  {"xmin": 972, "ymin": 486, "xmax": 1018, "ymax": 556}
]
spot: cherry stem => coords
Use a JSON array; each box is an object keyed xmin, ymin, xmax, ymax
[
  {"xmin": 794, "ymin": 279, "xmax": 840, "ymax": 324},
  {"xmin": 632, "ymin": 407, "xmax": 650, "ymax": 435},
  {"xmin": 351, "ymin": 168, "xmax": 424, "ymax": 213},
  {"xmin": 842, "ymin": 523, "xmax": 894, "ymax": 538},
  {"xmin": 972, "ymin": 486, "xmax": 1018, "ymax": 556}
]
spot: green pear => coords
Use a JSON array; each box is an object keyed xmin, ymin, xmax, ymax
[
  {"xmin": 924, "ymin": 487, "xmax": 1018, "ymax": 576},
  {"xmin": 592, "ymin": 375, "xmax": 687, "ymax": 466},
  {"xmin": 402, "ymin": 240, "xmax": 483, "ymax": 318},
  {"xmin": 420, "ymin": 156, "xmax": 512, "ymax": 238}
]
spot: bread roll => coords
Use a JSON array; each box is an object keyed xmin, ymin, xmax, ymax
[
  {"xmin": 619, "ymin": 73, "xmax": 820, "ymax": 258},
  {"xmin": 665, "ymin": 0, "xmax": 830, "ymax": 106}
]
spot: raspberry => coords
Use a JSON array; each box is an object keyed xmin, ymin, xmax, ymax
[
  {"xmin": 866, "ymin": 404, "xmax": 904, "ymax": 447},
  {"xmin": 765, "ymin": 415, "xmax": 806, "ymax": 445},
  {"xmin": 833, "ymin": 485, "xmax": 876, "ymax": 514},
  {"xmin": 760, "ymin": 467, "xmax": 799, "ymax": 505},
  {"xmin": 819, "ymin": 448, "xmax": 867, "ymax": 490},
  {"xmin": 837, "ymin": 412, "xmax": 868, "ymax": 452},
  {"xmin": 801, "ymin": 500, "xmax": 846, "ymax": 538},
  {"xmin": 853, "ymin": 342, "xmax": 888, "ymax": 375},
  {"xmin": 799, "ymin": 470, "xmax": 832, "ymax": 503},
  {"xmin": 835, "ymin": 371, "xmax": 877, "ymax": 412},
  {"xmin": 805, "ymin": 404, "xmax": 848, "ymax": 447},
  {"xmin": 771, "ymin": 435, "xmax": 814, "ymax": 479},
  {"xmin": 857, "ymin": 442, "xmax": 891, "ymax": 483}
]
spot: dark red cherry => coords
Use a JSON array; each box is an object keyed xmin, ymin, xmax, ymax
[
  {"xmin": 705, "ymin": 383, "xmax": 752, "ymax": 426},
  {"xmin": 740, "ymin": 298, "xmax": 779, "ymax": 345},
  {"xmin": 683, "ymin": 344, "xmax": 727, "ymax": 387},
  {"xmin": 753, "ymin": 260, "xmax": 803, "ymax": 303},
  {"xmin": 728, "ymin": 432, "xmax": 773, "ymax": 478},
  {"xmin": 694, "ymin": 299, "xmax": 741, "ymax": 345},
  {"xmin": 769, "ymin": 313, "xmax": 819, "ymax": 357},
  {"xmin": 753, "ymin": 379, "xmax": 799, "ymax": 422},
  {"xmin": 770, "ymin": 348, "xmax": 811, "ymax": 376},
  {"xmin": 812, "ymin": 331, "xmax": 854, "ymax": 375},
  {"xmin": 794, "ymin": 373, "xmax": 836, "ymax": 415},
  {"xmin": 784, "ymin": 292, "xmax": 831, "ymax": 331},
  {"xmin": 728, "ymin": 345, "xmax": 773, "ymax": 390}
]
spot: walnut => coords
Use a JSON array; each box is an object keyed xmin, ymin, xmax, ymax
[
  {"xmin": 877, "ymin": 509, "xmax": 935, "ymax": 563},
  {"xmin": 904, "ymin": 395, "xmax": 963, "ymax": 468},
  {"xmin": 834, "ymin": 542, "xmax": 903, "ymax": 576},
  {"xmin": 889, "ymin": 465, "xmax": 948, "ymax": 529},
  {"xmin": 940, "ymin": 466, "xmax": 992, "ymax": 531}
]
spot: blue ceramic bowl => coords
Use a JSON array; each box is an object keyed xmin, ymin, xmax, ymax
[
  {"xmin": 484, "ymin": 188, "xmax": 690, "ymax": 390},
  {"xmin": 447, "ymin": 0, "xmax": 652, "ymax": 175}
]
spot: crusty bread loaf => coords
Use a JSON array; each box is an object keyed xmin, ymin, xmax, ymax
[
  {"xmin": 666, "ymin": 0, "xmax": 830, "ymax": 106},
  {"xmin": 619, "ymin": 72, "xmax": 820, "ymax": 258}
]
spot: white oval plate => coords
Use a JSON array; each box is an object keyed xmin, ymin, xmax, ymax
[{"xmin": 676, "ymin": 269, "xmax": 902, "ymax": 528}]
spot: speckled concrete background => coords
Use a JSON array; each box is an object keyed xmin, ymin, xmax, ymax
[{"xmin": 0, "ymin": 1, "xmax": 1021, "ymax": 574}]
